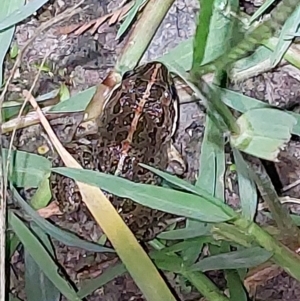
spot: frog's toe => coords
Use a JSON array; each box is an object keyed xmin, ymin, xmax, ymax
[{"xmin": 167, "ymin": 144, "xmax": 186, "ymax": 176}]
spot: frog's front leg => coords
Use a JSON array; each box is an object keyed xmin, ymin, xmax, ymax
[{"xmin": 166, "ymin": 143, "xmax": 186, "ymax": 176}]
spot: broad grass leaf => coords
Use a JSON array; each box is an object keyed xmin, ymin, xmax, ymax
[
  {"xmin": 3, "ymin": 149, "xmax": 51, "ymax": 187},
  {"xmin": 0, "ymin": 0, "xmax": 49, "ymax": 30},
  {"xmin": 77, "ymin": 263, "xmax": 126, "ymax": 299},
  {"xmin": 50, "ymin": 86, "xmax": 96, "ymax": 113},
  {"xmin": 116, "ymin": 0, "xmax": 147, "ymax": 40},
  {"xmin": 11, "ymin": 187, "xmax": 114, "ymax": 253},
  {"xmin": 233, "ymin": 149, "xmax": 257, "ymax": 220},
  {"xmin": 8, "ymin": 233, "xmax": 20, "ymax": 258},
  {"xmin": 220, "ymin": 87, "xmax": 300, "ymax": 137},
  {"xmin": 161, "ymin": 237, "xmax": 217, "ymax": 255},
  {"xmin": 158, "ymin": 223, "xmax": 212, "ymax": 240},
  {"xmin": 158, "ymin": 38, "xmax": 193, "ymax": 72},
  {"xmin": 250, "ymin": 0, "xmax": 280, "ymax": 23},
  {"xmin": 138, "ymin": 164, "xmax": 236, "ymax": 220},
  {"xmin": 192, "ymin": 0, "xmax": 214, "ymax": 68},
  {"xmin": 8, "ymin": 211, "xmax": 81, "ymax": 301},
  {"xmin": 0, "ymin": 0, "xmax": 25, "ymax": 85},
  {"xmin": 230, "ymin": 108, "xmax": 296, "ymax": 161},
  {"xmin": 30, "ymin": 175, "xmax": 51, "ymax": 209},
  {"xmin": 151, "ymin": 253, "xmax": 184, "ymax": 273},
  {"xmin": 271, "ymin": 5, "xmax": 300, "ymax": 66},
  {"xmin": 226, "ymin": 269, "xmax": 248, "ymax": 301},
  {"xmin": 197, "ymin": 115, "xmax": 225, "ymax": 198},
  {"xmin": 52, "ymin": 167, "xmax": 233, "ymax": 223},
  {"xmin": 189, "ymin": 247, "xmax": 273, "ymax": 272},
  {"xmin": 25, "ymin": 225, "xmax": 60, "ymax": 301},
  {"xmin": 139, "ymin": 165, "xmax": 225, "ymax": 205}
]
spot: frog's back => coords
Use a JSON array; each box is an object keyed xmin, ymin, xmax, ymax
[{"xmin": 97, "ymin": 62, "xmax": 179, "ymax": 183}]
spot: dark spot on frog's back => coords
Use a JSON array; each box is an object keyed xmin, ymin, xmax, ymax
[
  {"xmin": 112, "ymin": 99, "xmax": 121, "ymax": 114},
  {"xmin": 147, "ymin": 127, "xmax": 158, "ymax": 145}
]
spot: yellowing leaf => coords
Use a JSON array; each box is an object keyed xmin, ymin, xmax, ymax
[{"xmin": 230, "ymin": 108, "xmax": 296, "ymax": 161}]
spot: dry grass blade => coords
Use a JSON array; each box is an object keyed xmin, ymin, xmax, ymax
[
  {"xmin": 75, "ymin": 15, "xmax": 110, "ymax": 35},
  {"xmin": 21, "ymin": 46, "xmax": 178, "ymax": 296},
  {"xmin": 23, "ymin": 90, "xmax": 176, "ymax": 301},
  {"xmin": 2, "ymin": 52, "xmax": 51, "ymax": 301},
  {"xmin": 2, "ymin": 107, "xmax": 67, "ymax": 134}
]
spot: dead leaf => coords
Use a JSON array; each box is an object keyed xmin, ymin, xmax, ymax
[
  {"xmin": 245, "ymin": 263, "xmax": 283, "ymax": 297},
  {"xmin": 55, "ymin": 1, "xmax": 140, "ymax": 36},
  {"xmin": 83, "ymin": 71, "xmax": 120, "ymax": 121},
  {"xmin": 109, "ymin": 5, "xmax": 127, "ymax": 25},
  {"xmin": 37, "ymin": 201, "xmax": 62, "ymax": 218},
  {"xmin": 90, "ymin": 14, "xmax": 112, "ymax": 35},
  {"xmin": 55, "ymin": 23, "xmax": 82, "ymax": 35},
  {"xmin": 119, "ymin": 2, "xmax": 136, "ymax": 20},
  {"xmin": 75, "ymin": 14, "xmax": 111, "ymax": 35}
]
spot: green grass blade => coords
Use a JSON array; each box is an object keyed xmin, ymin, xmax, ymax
[
  {"xmin": 271, "ymin": 5, "xmax": 300, "ymax": 66},
  {"xmin": 196, "ymin": 116, "xmax": 225, "ymax": 196},
  {"xmin": 247, "ymin": 158, "xmax": 300, "ymax": 240},
  {"xmin": 250, "ymin": 0, "xmax": 277, "ymax": 23},
  {"xmin": 189, "ymin": 247, "xmax": 272, "ymax": 272},
  {"xmin": 196, "ymin": 0, "xmax": 240, "ymax": 67},
  {"xmin": 52, "ymin": 167, "xmax": 234, "ymax": 223},
  {"xmin": 0, "ymin": 0, "xmax": 24, "ymax": 85},
  {"xmin": 220, "ymin": 242, "xmax": 247, "ymax": 301},
  {"xmin": 158, "ymin": 38, "xmax": 193, "ymax": 71},
  {"xmin": 0, "ymin": 0, "xmax": 50, "ymax": 30},
  {"xmin": 158, "ymin": 223, "xmax": 212, "ymax": 240},
  {"xmin": 3, "ymin": 149, "xmax": 51, "ymax": 187},
  {"xmin": 233, "ymin": 149, "xmax": 257, "ymax": 220},
  {"xmin": 30, "ymin": 176, "xmax": 51, "ymax": 209},
  {"xmin": 8, "ymin": 233, "xmax": 20, "ymax": 258},
  {"xmin": 233, "ymin": 218, "xmax": 300, "ymax": 281},
  {"xmin": 50, "ymin": 87, "xmax": 96, "ymax": 113},
  {"xmin": 11, "ymin": 187, "xmax": 114, "ymax": 253},
  {"xmin": 182, "ymin": 271, "xmax": 230, "ymax": 301},
  {"xmin": 116, "ymin": 0, "xmax": 148, "ymax": 40},
  {"xmin": 24, "ymin": 225, "xmax": 60, "ymax": 301},
  {"xmin": 139, "ymin": 164, "xmax": 229, "ymax": 207},
  {"xmin": 77, "ymin": 263, "xmax": 127, "ymax": 299},
  {"xmin": 198, "ymin": 0, "xmax": 299, "ymax": 75},
  {"xmin": 151, "ymin": 252, "xmax": 184, "ymax": 273},
  {"xmin": 219, "ymin": 87, "xmax": 300, "ymax": 137},
  {"xmin": 192, "ymin": 0, "xmax": 214, "ymax": 70},
  {"xmin": 8, "ymin": 211, "xmax": 81, "ymax": 301},
  {"xmin": 225, "ymin": 269, "xmax": 247, "ymax": 301}
]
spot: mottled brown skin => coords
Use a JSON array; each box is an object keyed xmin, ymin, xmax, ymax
[{"xmin": 53, "ymin": 62, "xmax": 184, "ymax": 241}]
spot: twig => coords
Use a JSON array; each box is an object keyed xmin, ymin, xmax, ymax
[
  {"xmin": 6, "ymin": 52, "xmax": 50, "ymax": 176},
  {"xmin": 0, "ymin": 127, "xmax": 5, "ymax": 301},
  {"xmin": 1, "ymin": 56, "xmax": 50, "ymax": 301},
  {"xmin": 282, "ymin": 179, "xmax": 300, "ymax": 193}
]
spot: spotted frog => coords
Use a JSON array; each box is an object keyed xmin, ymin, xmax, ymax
[{"xmin": 53, "ymin": 62, "xmax": 185, "ymax": 241}]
